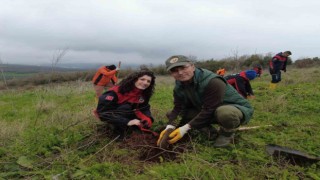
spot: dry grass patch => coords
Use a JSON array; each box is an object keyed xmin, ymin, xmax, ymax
[{"xmin": 0, "ymin": 121, "xmax": 27, "ymax": 146}]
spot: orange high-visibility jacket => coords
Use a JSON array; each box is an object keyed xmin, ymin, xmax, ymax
[
  {"xmin": 216, "ymin": 68, "xmax": 226, "ymax": 76},
  {"xmin": 92, "ymin": 66, "xmax": 118, "ymax": 86}
]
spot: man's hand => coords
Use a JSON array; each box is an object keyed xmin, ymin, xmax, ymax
[
  {"xmin": 168, "ymin": 124, "xmax": 191, "ymax": 144},
  {"xmin": 157, "ymin": 125, "xmax": 175, "ymax": 146}
]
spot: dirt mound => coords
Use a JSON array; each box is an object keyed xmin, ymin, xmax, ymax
[
  {"xmin": 82, "ymin": 124, "xmax": 194, "ymax": 164},
  {"xmin": 121, "ymin": 132, "xmax": 192, "ymax": 163}
]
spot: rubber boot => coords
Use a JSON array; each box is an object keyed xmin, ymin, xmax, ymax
[
  {"xmin": 213, "ymin": 128, "xmax": 235, "ymax": 148},
  {"xmin": 269, "ymin": 83, "xmax": 277, "ymax": 90}
]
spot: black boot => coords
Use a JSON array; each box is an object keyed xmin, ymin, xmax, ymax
[{"xmin": 213, "ymin": 128, "xmax": 235, "ymax": 148}]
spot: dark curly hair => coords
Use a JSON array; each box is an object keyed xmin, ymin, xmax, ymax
[{"xmin": 118, "ymin": 70, "xmax": 156, "ymax": 101}]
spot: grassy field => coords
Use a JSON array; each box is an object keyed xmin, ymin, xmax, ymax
[
  {"xmin": 0, "ymin": 67, "xmax": 319, "ymax": 179},
  {"xmin": 1, "ymin": 72, "xmax": 38, "ymax": 80}
]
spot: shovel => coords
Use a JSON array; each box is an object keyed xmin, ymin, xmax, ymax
[{"xmin": 266, "ymin": 144, "xmax": 320, "ymax": 165}]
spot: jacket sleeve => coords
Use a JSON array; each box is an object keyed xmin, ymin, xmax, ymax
[
  {"xmin": 99, "ymin": 68, "xmax": 117, "ymax": 76},
  {"xmin": 244, "ymin": 79, "xmax": 254, "ymax": 96},
  {"xmin": 96, "ymin": 91, "xmax": 131, "ymax": 126},
  {"xmin": 187, "ymin": 78, "xmax": 226, "ymax": 129},
  {"xmin": 135, "ymin": 102, "xmax": 153, "ymax": 128},
  {"xmin": 138, "ymin": 103, "xmax": 153, "ymax": 120},
  {"xmin": 235, "ymin": 77, "xmax": 248, "ymax": 98},
  {"xmin": 282, "ymin": 59, "xmax": 288, "ymax": 71}
]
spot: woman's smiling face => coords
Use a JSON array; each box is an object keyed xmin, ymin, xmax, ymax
[{"xmin": 135, "ymin": 75, "xmax": 152, "ymax": 90}]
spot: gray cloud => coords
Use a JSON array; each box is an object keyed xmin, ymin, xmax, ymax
[{"xmin": 1, "ymin": 0, "xmax": 320, "ymax": 65}]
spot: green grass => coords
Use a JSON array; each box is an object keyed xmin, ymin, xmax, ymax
[
  {"xmin": 1, "ymin": 72, "xmax": 37, "ymax": 80},
  {"xmin": 0, "ymin": 69, "xmax": 319, "ymax": 179}
]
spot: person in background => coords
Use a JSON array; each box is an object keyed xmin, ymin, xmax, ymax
[
  {"xmin": 95, "ymin": 70, "xmax": 156, "ymax": 140},
  {"xmin": 253, "ymin": 64, "xmax": 263, "ymax": 77},
  {"xmin": 269, "ymin": 51, "xmax": 292, "ymax": 89},
  {"xmin": 157, "ymin": 55, "xmax": 253, "ymax": 148},
  {"xmin": 224, "ymin": 70, "xmax": 257, "ymax": 99},
  {"xmin": 216, "ymin": 68, "xmax": 226, "ymax": 76},
  {"xmin": 92, "ymin": 65, "xmax": 119, "ymax": 102}
]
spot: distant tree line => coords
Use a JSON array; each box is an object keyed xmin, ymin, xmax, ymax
[
  {"xmin": 147, "ymin": 53, "xmax": 287, "ymax": 75},
  {"xmin": 149, "ymin": 54, "xmax": 320, "ymax": 75},
  {"xmin": 294, "ymin": 57, "xmax": 320, "ymax": 68},
  {"xmin": 1, "ymin": 54, "xmax": 319, "ymax": 90}
]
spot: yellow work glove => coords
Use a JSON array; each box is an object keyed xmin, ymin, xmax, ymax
[
  {"xmin": 168, "ymin": 124, "xmax": 191, "ymax": 144},
  {"xmin": 157, "ymin": 125, "xmax": 175, "ymax": 146}
]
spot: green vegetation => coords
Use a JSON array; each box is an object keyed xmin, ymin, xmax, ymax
[
  {"xmin": 1, "ymin": 72, "xmax": 38, "ymax": 80},
  {"xmin": 1, "ymin": 54, "xmax": 320, "ymax": 90},
  {"xmin": 0, "ymin": 68, "xmax": 319, "ymax": 179}
]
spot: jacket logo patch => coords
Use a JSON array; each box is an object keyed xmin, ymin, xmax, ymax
[
  {"xmin": 139, "ymin": 97, "xmax": 145, "ymax": 103},
  {"xmin": 105, "ymin": 95, "xmax": 114, "ymax": 101}
]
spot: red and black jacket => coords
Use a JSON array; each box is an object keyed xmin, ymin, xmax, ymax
[
  {"xmin": 225, "ymin": 72, "xmax": 254, "ymax": 98},
  {"xmin": 96, "ymin": 86, "xmax": 153, "ymax": 128},
  {"xmin": 269, "ymin": 52, "xmax": 288, "ymax": 72}
]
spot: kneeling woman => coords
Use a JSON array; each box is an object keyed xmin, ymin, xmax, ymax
[{"xmin": 96, "ymin": 70, "xmax": 156, "ymax": 139}]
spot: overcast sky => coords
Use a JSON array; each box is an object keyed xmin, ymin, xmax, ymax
[{"xmin": 1, "ymin": 0, "xmax": 320, "ymax": 66}]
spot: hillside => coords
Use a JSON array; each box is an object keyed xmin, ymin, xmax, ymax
[
  {"xmin": 0, "ymin": 64, "xmax": 81, "ymax": 73},
  {"xmin": 0, "ymin": 68, "xmax": 319, "ymax": 179},
  {"xmin": 0, "ymin": 63, "xmax": 141, "ymax": 72}
]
